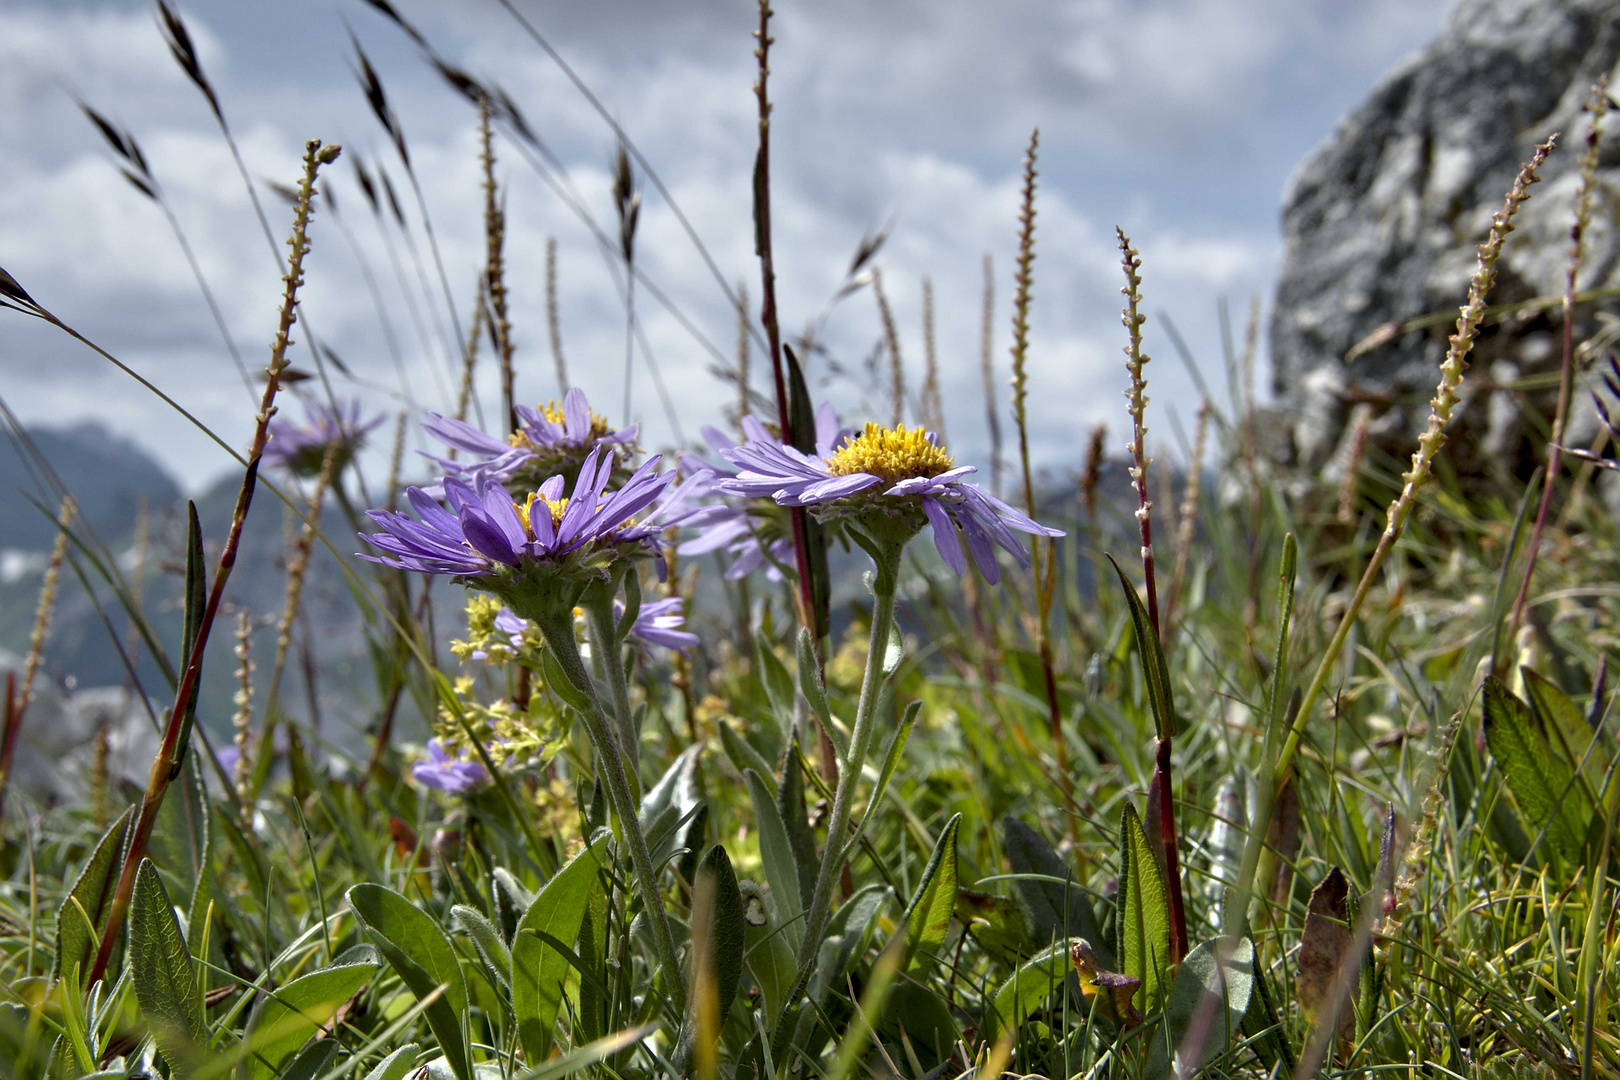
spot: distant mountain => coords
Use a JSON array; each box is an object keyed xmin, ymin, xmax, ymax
[{"xmin": 0, "ymin": 423, "xmax": 181, "ymax": 550}]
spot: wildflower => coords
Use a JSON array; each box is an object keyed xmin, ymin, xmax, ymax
[
  {"xmin": 358, "ymin": 446, "xmax": 690, "ymax": 594},
  {"xmin": 263, "ymin": 399, "xmax": 382, "ymax": 477},
  {"xmin": 675, "ymin": 405, "xmax": 851, "ymax": 580},
  {"xmin": 421, "ymin": 387, "xmax": 636, "ymax": 495},
  {"xmin": 411, "ymin": 738, "xmax": 489, "ymax": 792},
  {"xmin": 477, "ymin": 596, "xmax": 697, "ymax": 660},
  {"xmin": 716, "ymin": 421, "xmax": 1061, "ymax": 583}
]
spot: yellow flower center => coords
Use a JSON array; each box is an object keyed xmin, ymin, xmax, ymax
[
  {"xmin": 509, "ymin": 400, "xmax": 612, "ymax": 448},
  {"xmin": 515, "ymin": 492, "xmax": 569, "ymax": 537},
  {"xmin": 824, "ymin": 423, "xmax": 954, "ymax": 487}
]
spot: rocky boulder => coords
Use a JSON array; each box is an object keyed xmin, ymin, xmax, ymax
[{"xmin": 1270, "ymin": 0, "xmax": 1620, "ymax": 479}]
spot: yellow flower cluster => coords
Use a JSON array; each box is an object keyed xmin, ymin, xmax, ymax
[{"xmin": 825, "ymin": 423, "xmax": 954, "ymax": 486}]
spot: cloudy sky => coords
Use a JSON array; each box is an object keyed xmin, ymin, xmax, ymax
[{"xmin": 0, "ymin": 0, "xmax": 1452, "ymax": 492}]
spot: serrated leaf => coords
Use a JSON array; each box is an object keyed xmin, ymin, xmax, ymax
[
  {"xmin": 1145, "ymin": 936, "xmax": 1255, "ymax": 1079},
  {"xmin": 1108, "ymin": 555, "xmax": 1177, "ymax": 739},
  {"xmin": 1523, "ymin": 668, "xmax": 1606, "ymax": 801},
  {"xmin": 129, "ymin": 859, "xmax": 206, "ymax": 1076},
  {"xmin": 53, "ymin": 808, "xmax": 132, "ymax": 985},
  {"xmin": 745, "ymin": 769, "xmax": 803, "ymax": 952},
  {"xmin": 1118, "ymin": 801, "xmax": 1172, "ymax": 1013},
  {"xmin": 1483, "ymin": 676, "xmax": 1589, "ymax": 864},
  {"xmin": 512, "ymin": 835, "xmax": 607, "ymax": 1063},
  {"xmin": 346, "ymin": 884, "xmax": 470, "ymax": 1080},
  {"xmin": 452, "ymin": 905, "xmax": 512, "ymax": 996},
  {"xmin": 902, "ymin": 813, "xmax": 961, "ymax": 972},
  {"xmin": 241, "ymin": 948, "xmax": 379, "ymax": 1080}
]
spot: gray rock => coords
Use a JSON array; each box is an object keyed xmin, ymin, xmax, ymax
[{"xmin": 1271, "ymin": 0, "xmax": 1620, "ymax": 476}]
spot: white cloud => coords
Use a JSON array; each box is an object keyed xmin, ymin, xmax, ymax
[{"xmin": 0, "ymin": 0, "xmax": 1450, "ymax": 493}]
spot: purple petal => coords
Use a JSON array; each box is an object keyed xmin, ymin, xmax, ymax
[{"xmin": 923, "ymin": 497, "xmax": 966, "ymax": 575}]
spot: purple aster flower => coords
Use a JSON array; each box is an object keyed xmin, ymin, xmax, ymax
[
  {"xmin": 263, "ymin": 399, "xmax": 383, "ymax": 477},
  {"xmin": 359, "ymin": 445, "xmax": 697, "ymax": 588},
  {"xmin": 412, "ymin": 739, "xmax": 489, "ymax": 792},
  {"xmin": 487, "ymin": 595, "xmax": 698, "ymax": 656},
  {"xmin": 714, "ymin": 421, "xmax": 1062, "ymax": 584},
  {"xmin": 674, "ymin": 405, "xmax": 852, "ymax": 581},
  {"xmin": 420, "ymin": 387, "xmax": 636, "ymax": 496}
]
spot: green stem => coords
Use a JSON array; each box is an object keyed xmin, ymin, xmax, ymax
[
  {"xmin": 582, "ymin": 590, "xmax": 640, "ymax": 792},
  {"xmin": 777, "ymin": 542, "xmax": 902, "ymax": 1035},
  {"xmin": 531, "ymin": 607, "xmax": 686, "ymax": 1015}
]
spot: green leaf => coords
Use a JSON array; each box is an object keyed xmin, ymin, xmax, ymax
[
  {"xmin": 985, "ymin": 939, "xmax": 1074, "ymax": 1039},
  {"xmin": 813, "ymin": 885, "xmax": 891, "ymax": 1000},
  {"xmin": 1523, "ymin": 668, "xmax": 1606, "ymax": 801},
  {"xmin": 346, "ymin": 884, "xmax": 470, "ymax": 1080},
  {"xmin": 1001, "ymin": 816, "xmax": 1109, "ymax": 966},
  {"xmin": 1108, "ymin": 555, "xmax": 1177, "ymax": 739},
  {"xmin": 877, "ymin": 983, "xmax": 956, "ymax": 1071},
  {"xmin": 901, "ymin": 813, "xmax": 962, "ymax": 971},
  {"xmin": 1117, "ymin": 801, "xmax": 1172, "ymax": 1013},
  {"xmin": 691, "ymin": 845, "xmax": 745, "ymax": 1023},
  {"xmin": 538, "ymin": 647, "xmax": 594, "ymax": 715},
  {"xmin": 129, "ymin": 859, "xmax": 206, "ymax": 1076},
  {"xmin": 1483, "ymin": 676, "xmax": 1590, "ymax": 864},
  {"xmin": 841, "ymin": 701, "xmax": 919, "ymax": 863},
  {"xmin": 52, "ymin": 807, "xmax": 132, "ymax": 985},
  {"xmin": 720, "ymin": 720, "xmax": 776, "ymax": 786},
  {"xmin": 241, "ymin": 948, "xmax": 379, "ymax": 1080},
  {"xmin": 745, "ymin": 769, "xmax": 803, "ymax": 952},
  {"xmin": 278, "ymin": 1041, "xmax": 339, "ymax": 1080},
  {"xmin": 796, "ymin": 628, "xmax": 831, "ymax": 731},
  {"xmin": 1145, "ymin": 936, "xmax": 1255, "ymax": 1079},
  {"xmin": 511, "ymin": 834, "xmax": 607, "ymax": 1063},
  {"xmin": 514, "ymin": 1023, "xmax": 658, "ymax": 1080},
  {"xmin": 776, "ymin": 742, "xmax": 818, "ymax": 908},
  {"xmin": 451, "ymin": 906, "xmax": 511, "ymax": 997},
  {"xmin": 361, "ymin": 1044, "xmax": 420, "ymax": 1080},
  {"xmin": 756, "ymin": 636, "xmax": 796, "ymax": 741},
  {"xmin": 740, "ymin": 881, "xmax": 796, "ymax": 1025}
]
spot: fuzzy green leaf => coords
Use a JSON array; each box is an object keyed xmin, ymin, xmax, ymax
[
  {"xmin": 361, "ymin": 1045, "xmax": 420, "ymax": 1080},
  {"xmin": 1145, "ymin": 936, "xmax": 1255, "ymax": 1079},
  {"xmin": 985, "ymin": 939, "xmax": 1073, "ymax": 1039},
  {"xmin": 241, "ymin": 947, "xmax": 379, "ymax": 1080},
  {"xmin": 745, "ymin": 769, "xmax": 804, "ymax": 952},
  {"xmin": 52, "ymin": 807, "xmax": 132, "ymax": 985},
  {"xmin": 1117, "ymin": 801, "xmax": 1172, "ymax": 1013},
  {"xmin": 130, "ymin": 859, "xmax": 206, "ymax": 1076},
  {"xmin": 511, "ymin": 835, "xmax": 607, "ymax": 1063},
  {"xmin": 1483, "ymin": 676, "xmax": 1589, "ymax": 864},
  {"xmin": 902, "ymin": 813, "xmax": 962, "ymax": 971},
  {"xmin": 346, "ymin": 883, "xmax": 470, "ymax": 1080},
  {"xmin": 452, "ymin": 905, "xmax": 512, "ymax": 997}
]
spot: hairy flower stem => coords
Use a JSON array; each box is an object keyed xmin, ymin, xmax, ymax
[
  {"xmin": 778, "ymin": 540, "xmax": 902, "ymax": 1040},
  {"xmin": 582, "ymin": 582, "xmax": 641, "ymax": 789},
  {"xmin": 532, "ymin": 605, "xmax": 685, "ymax": 1015},
  {"xmin": 88, "ymin": 139, "xmax": 340, "ymax": 990},
  {"xmin": 1273, "ymin": 137, "xmax": 1554, "ymax": 791}
]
